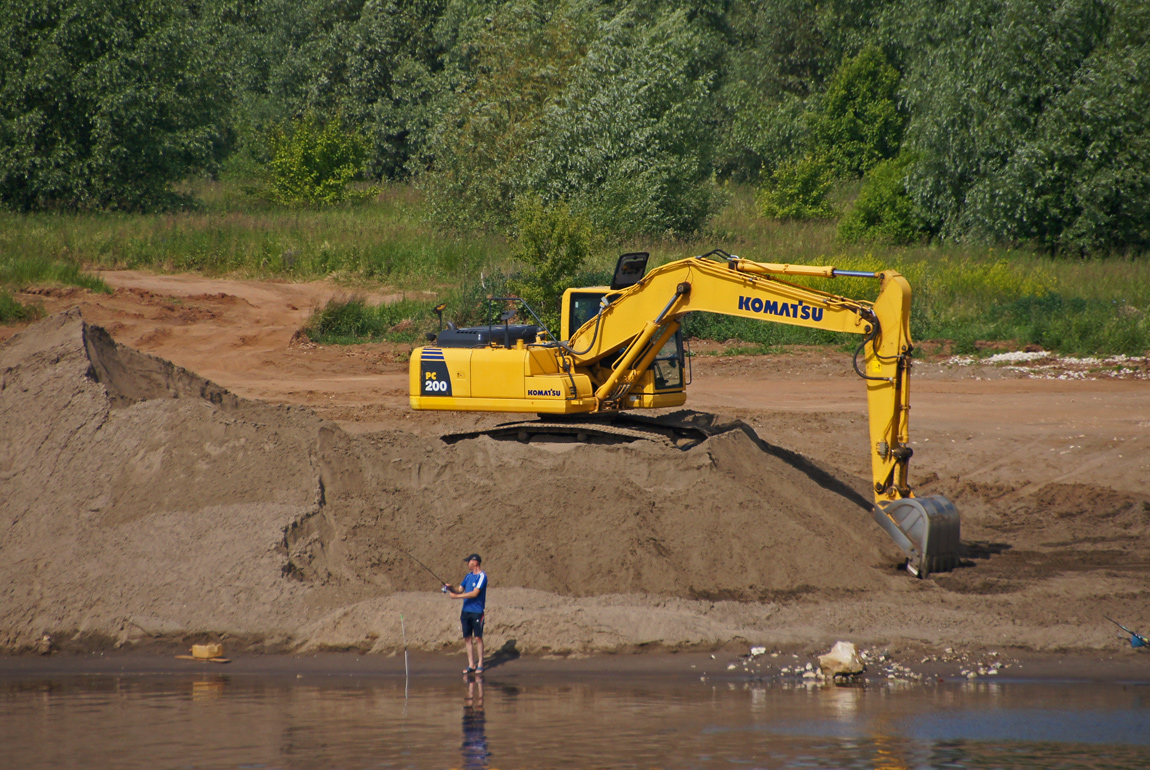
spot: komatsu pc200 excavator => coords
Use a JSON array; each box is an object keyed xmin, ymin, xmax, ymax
[{"xmin": 409, "ymin": 250, "xmax": 960, "ymax": 576}]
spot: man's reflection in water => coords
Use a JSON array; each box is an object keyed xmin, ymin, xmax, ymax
[{"xmin": 462, "ymin": 677, "xmax": 490, "ymax": 769}]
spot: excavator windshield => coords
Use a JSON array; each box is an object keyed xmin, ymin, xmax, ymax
[{"xmin": 566, "ymin": 291, "xmax": 607, "ymax": 338}]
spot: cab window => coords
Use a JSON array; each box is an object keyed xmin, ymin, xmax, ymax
[
  {"xmin": 652, "ymin": 332, "xmax": 684, "ymax": 390},
  {"xmin": 567, "ymin": 291, "xmax": 607, "ymax": 338}
]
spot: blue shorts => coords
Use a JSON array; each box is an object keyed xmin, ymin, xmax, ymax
[{"xmin": 461, "ymin": 611, "xmax": 484, "ymax": 638}]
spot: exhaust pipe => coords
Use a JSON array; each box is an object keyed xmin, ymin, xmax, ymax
[{"xmin": 873, "ymin": 495, "xmax": 961, "ymax": 577}]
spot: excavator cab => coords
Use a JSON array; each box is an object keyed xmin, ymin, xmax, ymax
[{"xmin": 562, "ymin": 251, "xmax": 688, "ymax": 400}]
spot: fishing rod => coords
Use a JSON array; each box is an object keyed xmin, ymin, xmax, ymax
[
  {"xmin": 399, "ymin": 549, "xmax": 453, "ymax": 592},
  {"xmin": 1104, "ymin": 616, "xmax": 1148, "ymax": 648}
]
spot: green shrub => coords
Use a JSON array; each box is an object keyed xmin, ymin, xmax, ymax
[
  {"xmin": 0, "ymin": 289, "xmax": 36, "ymax": 322},
  {"xmin": 507, "ymin": 197, "xmax": 593, "ymax": 332},
  {"xmin": 303, "ymin": 295, "xmax": 438, "ymax": 345},
  {"xmin": 266, "ymin": 114, "xmax": 373, "ymax": 206},
  {"xmin": 838, "ymin": 154, "xmax": 928, "ymax": 245},
  {"xmin": 756, "ymin": 153, "xmax": 836, "ymax": 220}
]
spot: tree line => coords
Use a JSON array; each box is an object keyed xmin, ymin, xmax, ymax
[{"xmin": 2, "ymin": 0, "xmax": 1147, "ymax": 254}]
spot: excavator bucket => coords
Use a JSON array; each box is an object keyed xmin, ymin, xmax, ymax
[{"xmin": 873, "ymin": 495, "xmax": 961, "ymax": 577}]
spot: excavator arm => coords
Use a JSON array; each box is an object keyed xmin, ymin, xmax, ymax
[{"xmin": 566, "ymin": 255, "xmax": 913, "ymax": 503}]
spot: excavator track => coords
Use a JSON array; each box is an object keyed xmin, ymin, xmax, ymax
[{"xmin": 440, "ymin": 410, "xmax": 730, "ymax": 450}]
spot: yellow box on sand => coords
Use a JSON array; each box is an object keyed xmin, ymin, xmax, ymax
[{"xmin": 191, "ymin": 643, "xmax": 224, "ymax": 659}]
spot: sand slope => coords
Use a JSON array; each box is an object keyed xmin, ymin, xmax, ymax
[
  {"xmin": 3, "ymin": 296, "xmax": 1148, "ymax": 658},
  {"xmin": 2, "ymin": 311, "xmax": 919, "ymax": 654}
]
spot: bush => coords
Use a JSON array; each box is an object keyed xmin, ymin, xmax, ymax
[
  {"xmin": 508, "ymin": 197, "xmax": 593, "ymax": 333},
  {"xmin": 303, "ymin": 295, "xmax": 438, "ymax": 345},
  {"xmin": 266, "ymin": 114, "xmax": 373, "ymax": 206},
  {"xmin": 0, "ymin": 289, "xmax": 36, "ymax": 322},
  {"xmin": 756, "ymin": 153, "xmax": 836, "ymax": 220},
  {"xmin": 838, "ymin": 154, "xmax": 927, "ymax": 244},
  {"xmin": 0, "ymin": 0, "xmax": 228, "ymax": 211}
]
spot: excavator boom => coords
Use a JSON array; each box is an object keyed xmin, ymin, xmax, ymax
[{"xmin": 410, "ymin": 250, "xmax": 961, "ymax": 576}]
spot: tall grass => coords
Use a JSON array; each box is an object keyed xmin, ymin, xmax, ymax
[
  {"xmin": 0, "ymin": 290, "xmax": 33, "ymax": 322},
  {"xmin": 0, "ymin": 181, "xmax": 504, "ymax": 288},
  {"xmin": 2, "ymin": 180, "xmax": 1148, "ymax": 355},
  {"xmin": 0, "ymin": 254, "xmax": 112, "ymax": 322},
  {"xmin": 677, "ymin": 187, "xmax": 1150, "ymax": 356},
  {"xmin": 0, "ymin": 255, "xmax": 111, "ymax": 293}
]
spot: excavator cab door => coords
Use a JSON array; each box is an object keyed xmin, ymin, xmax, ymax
[{"xmin": 652, "ymin": 332, "xmax": 686, "ymax": 391}]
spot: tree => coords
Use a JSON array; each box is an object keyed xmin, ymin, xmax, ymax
[
  {"xmin": 419, "ymin": 0, "xmax": 589, "ymax": 232},
  {"xmin": 0, "ymin": 0, "xmax": 229, "ymax": 211},
  {"xmin": 524, "ymin": 2, "xmax": 726, "ymax": 236},
  {"xmin": 421, "ymin": 0, "xmax": 727, "ymax": 237},
  {"xmin": 896, "ymin": 0, "xmax": 1150, "ymax": 252},
  {"xmin": 755, "ymin": 42, "xmax": 904, "ymax": 222},
  {"xmin": 808, "ymin": 44, "xmax": 904, "ymax": 177}
]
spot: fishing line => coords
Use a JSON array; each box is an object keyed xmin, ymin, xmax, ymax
[{"xmin": 398, "ymin": 548, "xmax": 451, "ymax": 589}]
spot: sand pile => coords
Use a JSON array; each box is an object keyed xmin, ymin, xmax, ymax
[{"xmin": 0, "ymin": 311, "xmax": 903, "ymax": 653}]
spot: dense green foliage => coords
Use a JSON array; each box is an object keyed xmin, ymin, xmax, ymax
[
  {"xmin": 0, "ymin": 0, "xmax": 229, "ymax": 211},
  {"xmin": 809, "ymin": 45, "xmax": 904, "ymax": 178},
  {"xmin": 756, "ymin": 154, "xmax": 836, "ymax": 220},
  {"xmin": 422, "ymin": 1, "xmax": 725, "ymax": 236},
  {"xmin": 895, "ymin": 0, "xmax": 1150, "ymax": 253},
  {"xmin": 3, "ymin": 0, "xmax": 1148, "ymax": 252}
]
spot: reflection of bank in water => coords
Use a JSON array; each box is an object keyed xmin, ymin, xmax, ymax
[{"xmin": 462, "ymin": 679, "xmax": 490, "ymax": 770}]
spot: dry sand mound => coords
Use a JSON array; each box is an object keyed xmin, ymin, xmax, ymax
[{"xmin": 0, "ymin": 311, "xmax": 904, "ymax": 653}]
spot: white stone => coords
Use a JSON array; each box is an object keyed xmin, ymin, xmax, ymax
[{"xmin": 818, "ymin": 641, "xmax": 866, "ymax": 679}]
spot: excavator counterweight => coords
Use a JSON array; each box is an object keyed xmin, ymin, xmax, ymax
[{"xmin": 410, "ymin": 250, "xmax": 962, "ymax": 577}]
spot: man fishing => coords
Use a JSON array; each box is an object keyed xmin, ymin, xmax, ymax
[{"xmin": 445, "ymin": 553, "xmax": 488, "ymax": 674}]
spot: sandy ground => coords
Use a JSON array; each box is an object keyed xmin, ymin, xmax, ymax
[{"xmin": 1, "ymin": 271, "xmax": 1148, "ymax": 679}]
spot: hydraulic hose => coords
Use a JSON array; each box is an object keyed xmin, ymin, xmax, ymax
[
  {"xmin": 556, "ymin": 304, "xmax": 606, "ymax": 356},
  {"xmin": 851, "ymin": 312, "xmax": 896, "ymax": 383}
]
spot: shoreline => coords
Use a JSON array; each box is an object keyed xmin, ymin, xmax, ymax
[{"xmin": 2, "ymin": 648, "xmax": 1146, "ymax": 686}]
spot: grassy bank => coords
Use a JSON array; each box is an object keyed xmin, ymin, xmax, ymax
[{"xmin": 2, "ymin": 181, "xmax": 1148, "ymax": 355}]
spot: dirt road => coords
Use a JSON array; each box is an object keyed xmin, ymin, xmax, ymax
[{"xmin": 2, "ymin": 271, "xmax": 1148, "ymax": 666}]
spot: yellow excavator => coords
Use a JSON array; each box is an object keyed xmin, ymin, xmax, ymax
[{"xmin": 409, "ymin": 249, "xmax": 960, "ymax": 576}]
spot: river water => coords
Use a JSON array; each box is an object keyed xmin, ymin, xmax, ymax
[{"xmin": 3, "ymin": 666, "xmax": 1149, "ymax": 769}]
